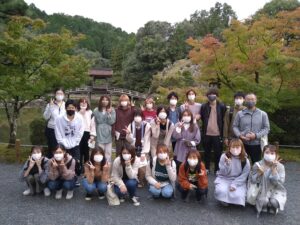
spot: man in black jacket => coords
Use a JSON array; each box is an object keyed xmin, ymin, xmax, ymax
[{"xmin": 200, "ymin": 88, "xmax": 226, "ymax": 174}]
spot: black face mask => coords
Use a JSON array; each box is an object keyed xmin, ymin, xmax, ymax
[{"xmin": 66, "ymin": 110, "xmax": 75, "ymax": 116}]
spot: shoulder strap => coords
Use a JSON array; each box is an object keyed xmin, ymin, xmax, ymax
[{"xmin": 66, "ymin": 158, "xmax": 74, "ymax": 169}]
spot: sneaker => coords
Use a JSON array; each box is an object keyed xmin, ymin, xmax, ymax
[
  {"xmin": 23, "ymin": 189, "xmax": 31, "ymax": 196},
  {"xmin": 131, "ymin": 196, "xmax": 140, "ymax": 206},
  {"xmin": 98, "ymin": 193, "xmax": 105, "ymax": 200},
  {"xmin": 269, "ymin": 207, "xmax": 279, "ymax": 215},
  {"xmin": 220, "ymin": 201, "xmax": 229, "ymax": 207},
  {"xmin": 66, "ymin": 190, "xmax": 74, "ymax": 200},
  {"xmin": 85, "ymin": 193, "xmax": 92, "ymax": 201},
  {"xmin": 137, "ymin": 183, "xmax": 144, "ymax": 188},
  {"xmin": 55, "ymin": 189, "xmax": 63, "ymax": 199},
  {"xmin": 119, "ymin": 197, "xmax": 125, "ymax": 203},
  {"xmin": 75, "ymin": 181, "xmax": 80, "ymax": 187},
  {"xmin": 44, "ymin": 188, "xmax": 51, "ymax": 197}
]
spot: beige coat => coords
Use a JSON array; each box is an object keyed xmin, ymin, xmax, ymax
[
  {"xmin": 150, "ymin": 119, "xmax": 174, "ymax": 157},
  {"xmin": 111, "ymin": 156, "xmax": 140, "ymax": 188}
]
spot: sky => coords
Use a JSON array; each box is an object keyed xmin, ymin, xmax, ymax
[{"xmin": 24, "ymin": 0, "xmax": 271, "ymax": 33}]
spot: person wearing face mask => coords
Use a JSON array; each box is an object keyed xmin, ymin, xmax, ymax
[
  {"xmin": 55, "ymin": 99, "xmax": 84, "ymax": 184},
  {"xmin": 180, "ymin": 89, "xmax": 201, "ymax": 122},
  {"xmin": 214, "ymin": 139, "xmax": 250, "ymax": 206},
  {"xmin": 200, "ymin": 88, "xmax": 226, "ymax": 174},
  {"xmin": 141, "ymin": 96, "xmax": 156, "ymax": 123},
  {"xmin": 177, "ymin": 150, "xmax": 208, "ymax": 202},
  {"xmin": 19, "ymin": 146, "xmax": 50, "ymax": 196},
  {"xmin": 172, "ymin": 110, "xmax": 201, "ymax": 172},
  {"xmin": 111, "ymin": 144, "xmax": 140, "ymax": 206},
  {"xmin": 233, "ymin": 93, "xmax": 270, "ymax": 163},
  {"xmin": 223, "ymin": 92, "xmax": 246, "ymax": 146},
  {"xmin": 146, "ymin": 144, "xmax": 177, "ymax": 199},
  {"xmin": 114, "ymin": 95, "xmax": 136, "ymax": 155},
  {"xmin": 77, "ymin": 98, "xmax": 93, "ymax": 173},
  {"xmin": 125, "ymin": 110, "xmax": 151, "ymax": 187},
  {"xmin": 43, "ymin": 88, "xmax": 66, "ymax": 158},
  {"xmin": 250, "ymin": 145, "xmax": 286, "ymax": 216},
  {"xmin": 90, "ymin": 96, "xmax": 116, "ymax": 163},
  {"xmin": 150, "ymin": 106, "xmax": 175, "ymax": 158},
  {"xmin": 166, "ymin": 92, "xmax": 181, "ymax": 151},
  {"xmin": 82, "ymin": 147, "xmax": 110, "ymax": 201},
  {"xmin": 47, "ymin": 145, "xmax": 76, "ymax": 200}
]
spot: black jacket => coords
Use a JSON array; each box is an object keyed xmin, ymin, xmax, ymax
[{"xmin": 200, "ymin": 101, "xmax": 226, "ymax": 137}]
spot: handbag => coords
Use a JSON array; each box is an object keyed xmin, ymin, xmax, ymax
[
  {"xmin": 260, "ymin": 111, "xmax": 268, "ymax": 150},
  {"xmin": 106, "ymin": 181, "xmax": 120, "ymax": 206},
  {"xmin": 246, "ymin": 163, "xmax": 261, "ymax": 205}
]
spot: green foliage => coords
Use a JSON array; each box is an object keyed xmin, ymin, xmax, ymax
[
  {"xmin": 29, "ymin": 118, "xmax": 47, "ymax": 145},
  {"xmin": 254, "ymin": 0, "xmax": 300, "ymax": 18}
]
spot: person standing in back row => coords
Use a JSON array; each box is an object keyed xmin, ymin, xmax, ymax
[
  {"xmin": 223, "ymin": 92, "xmax": 246, "ymax": 146},
  {"xmin": 233, "ymin": 93, "xmax": 270, "ymax": 163},
  {"xmin": 200, "ymin": 88, "xmax": 226, "ymax": 174},
  {"xmin": 43, "ymin": 88, "xmax": 66, "ymax": 157},
  {"xmin": 180, "ymin": 89, "xmax": 201, "ymax": 123}
]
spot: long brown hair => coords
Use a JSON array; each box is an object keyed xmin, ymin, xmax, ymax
[
  {"xmin": 226, "ymin": 139, "xmax": 246, "ymax": 162},
  {"xmin": 120, "ymin": 143, "xmax": 136, "ymax": 167},
  {"xmin": 98, "ymin": 95, "xmax": 111, "ymax": 111},
  {"xmin": 184, "ymin": 149, "xmax": 202, "ymax": 173},
  {"xmin": 180, "ymin": 109, "xmax": 195, "ymax": 132},
  {"xmin": 90, "ymin": 146, "xmax": 107, "ymax": 170}
]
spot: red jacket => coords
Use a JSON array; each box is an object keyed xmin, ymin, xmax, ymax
[{"xmin": 178, "ymin": 162, "xmax": 208, "ymax": 190}]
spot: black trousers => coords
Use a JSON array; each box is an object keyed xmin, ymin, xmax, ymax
[
  {"xmin": 244, "ymin": 144, "xmax": 261, "ymax": 164},
  {"xmin": 203, "ymin": 135, "xmax": 223, "ymax": 172},
  {"xmin": 45, "ymin": 127, "xmax": 58, "ymax": 158},
  {"xmin": 79, "ymin": 131, "xmax": 90, "ymax": 169},
  {"xmin": 66, "ymin": 146, "xmax": 81, "ymax": 176}
]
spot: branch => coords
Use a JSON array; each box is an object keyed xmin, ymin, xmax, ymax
[{"xmin": 237, "ymin": 36, "xmax": 249, "ymax": 60}]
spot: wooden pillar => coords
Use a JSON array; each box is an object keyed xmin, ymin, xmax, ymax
[{"xmin": 15, "ymin": 139, "xmax": 21, "ymax": 163}]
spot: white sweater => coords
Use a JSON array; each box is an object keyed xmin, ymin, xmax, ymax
[
  {"xmin": 54, "ymin": 112, "xmax": 84, "ymax": 149},
  {"xmin": 78, "ymin": 109, "xmax": 93, "ymax": 133},
  {"xmin": 43, "ymin": 102, "xmax": 66, "ymax": 129}
]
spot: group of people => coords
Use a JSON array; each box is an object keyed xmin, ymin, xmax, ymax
[{"xmin": 19, "ymin": 87, "xmax": 287, "ymax": 217}]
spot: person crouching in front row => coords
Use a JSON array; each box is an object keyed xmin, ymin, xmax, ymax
[
  {"xmin": 82, "ymin": 147, "xmax": 110, "ymax": 201},
  {"xmin": 47, "ymin": 145, "xmax": 76, "ymax": 200}
]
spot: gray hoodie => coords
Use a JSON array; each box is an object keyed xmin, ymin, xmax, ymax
[{"xmin": 232, "ymin": 108, "xmax": 270, "ymax": 146}]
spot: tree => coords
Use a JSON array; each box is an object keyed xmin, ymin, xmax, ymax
[
  {"xmin": 0, "ymin": 16, "xmax": 90, "ymax": 145},
  {"xmin": 190, "ymin": 2, "xmax": 237, "ymax": 40},
  {"xmin": 187, "ymin": 8, "xmax": 300, "ymax": 112},
  {"xmin": 254, "ymin": 0, "xmax": 300, "ymax": 18}
]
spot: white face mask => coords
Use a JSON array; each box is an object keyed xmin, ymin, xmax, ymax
[
  {"xmin": 54, "ymin": 153, "xmax": 64, "ymax": 161},
  {"xmin": 264, "ymin": 153, "xmax": 276, "ymax": 162},
  {"xmin": 235, "ymin": 99, "xmax": 244, "ymax": 106},
  {"xmin": 94, "ymin": 154, "xmax": 103, "ymax": 163},
  {"xmin": 120, "ymin": 101, "xmax": 128, "ymax": 107},
  {"xmin": 158, "ymin": 112, "xmax": 167, "ymax": 120},
  {"xmin": 158, "ymin": 153, "xmax": 168, "ymax": 160},
  {"xmin": 55, "ymin": 95, "xmax": 64, "ymax": 101},
  {"xmin": 188, "ymin": 94, "xmax": 195, "ymax": 101},
  {"xmin": 80, "ymin": 105, "xmax": 87, "ymax": 110},
  {"xmin": 187, "ymin": 158, "xmax": 198, "ymax": 167},
  {"xmin": 122, "ymin": 153, "xmax": 131, "ymax": 161},
  {"xmin": 170, "ymin": 99, "xmax": 177, "ymax": 106},
  {"xmin": 146, "ymin": 103, "xmax": 153, "ymax": 109},
  {"xmin": 134, "ymin": 116, "xmax": 142, "ymax": 123},
  {"xmin": 230, "ymin": 147, "xmax": 242, "ymax": 156},
  {"xmin": 182, "ymin": 116, "xmax": 191, "ymax": 123},
  {"xmin": 32, "ymin": 153, "xmax": 42, "ymax": 161}
]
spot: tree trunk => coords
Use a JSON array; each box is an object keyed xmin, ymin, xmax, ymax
[{"xmin": 7, "ymin": 100, "xmax": 20, "ymax": 148}]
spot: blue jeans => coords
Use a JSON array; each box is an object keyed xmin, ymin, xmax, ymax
[
  {"xmin": 82, "ymin": 178, "xmax": 107, "ymax": 194},
  {"xmin": 114, "ymin": 179, "xmax": 137, "ymax": 198},
  {"xmin": 149, "ymin": 183, "xmax": 174, "ymax": 198},
  {"xmin": 177, "ymin": 182, "xmax": 208, "ymax": 200},
  {"xmin": 48, "ymin": 178, "xmax": 75, "ymax": 191}
]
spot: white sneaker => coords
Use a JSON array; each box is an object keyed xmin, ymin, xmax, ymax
[
  {"xmin": 55, "ymin": 189, "xmax": 63, "ymax": 199},
  {"xmin": 44, "ymin": 188, "xmax": 51, "ymax": 197},
  {"xmin": 131, "ymin": 196, "xmax": 140, "ymax": 206},
  {"xmin": 23, "ymin": 189, "xmax": 31, "ymax": 196},
  {"xmin": 66, "ymin": 190, "xmax": 74, "ymax": 200},
  {"xmin": 119, "ymin": 197, "xmax": 125, "ymax": 203}
]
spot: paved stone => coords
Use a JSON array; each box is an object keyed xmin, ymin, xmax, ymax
[{"xmin": 0, "ymin": 162, "xmax": 299, "ymax": 225}]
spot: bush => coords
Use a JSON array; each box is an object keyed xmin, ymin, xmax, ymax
[{"xmin": 29, "ymin": 118, "xmax": 47, "ymax": 145}]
